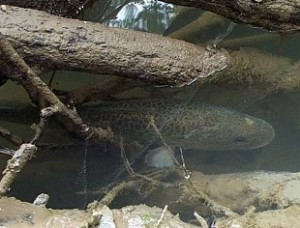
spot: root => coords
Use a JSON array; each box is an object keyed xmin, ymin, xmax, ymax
[
  {"xmin": 185, "ymin": 179, "xmax": 237, "ymax": 218},
  {"xmin": 98, "ymin": 180, "xmax": 136, "ymax": 206}
]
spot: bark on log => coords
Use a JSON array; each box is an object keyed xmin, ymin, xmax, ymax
[
  {"xmin": 160, "ymin": 0, "xmax": 300, "ymax": 32},
  {"xmin": 0, "ymin": 5, "xmax": 229, "ymax": 87}
]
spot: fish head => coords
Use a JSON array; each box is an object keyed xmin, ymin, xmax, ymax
[
  {"xmin": 197, "ymin": 112, "xmax": 275, "ymax": 151},
  {"xmin": 177, "ymin": 105, "xmax": 275, "ymax": 151}
]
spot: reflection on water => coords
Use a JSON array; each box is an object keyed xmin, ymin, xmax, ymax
[
  {"xmin": 1, "ymin": 2, "xmax": 300, "ymax": 223},
  {"xmin": 84, "ymin": 0, "xmax": 176, "ymax": 34}
]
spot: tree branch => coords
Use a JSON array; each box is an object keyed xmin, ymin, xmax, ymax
[
  {"xmin": 0, "ymin": 143, "xmax": 37, "ymax": 196},
  {"xmin": 0, "ymin": 126, "xmax": 24, "ymax": 147},
  {"xmin": 0, "ymin": 32, "xmax": 112, "ymax": 141},
  {"xmin": 160, "ymin": 0, "xmax": 300, "ymax": 32}
]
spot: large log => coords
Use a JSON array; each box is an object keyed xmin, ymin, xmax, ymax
[
  {"xmin": 1, "ymin": 5, "xmax": 298, "ymax": 90},
  {"xmin": 0, "ymin": 6, "xmax": 229, "ymax": 87},
  {"xmin": 160, "ymin": 0, "xmax": 300, "ymax": 32}
]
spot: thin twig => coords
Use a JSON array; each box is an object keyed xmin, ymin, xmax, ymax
[
  {"xmin": 155, "ymin": 205, "xmax": 168, "ymax": 227},
  {"xmin": 193, "ymin": 211, "xmax": 209, "ymax": 228},
  {"xmin": 179, "ymin": 147, "xmax": 191, "ymax": 179},
  {"xmin": 30, "ymin": 106, "xmax": 57, "ymax": 144},
  {"xmin": 47, "ymin": 70, "xmax": 56, "ymax": 87},
  {"xmin": 119, "ymin": 136, "xmax": 135, "ymax": 176},
  {"xmin": 148, "ymin": 116, "xmax": 193, "ymax": 177},
  {"xmin": 0, "ymin": 148, "xmax": 15, "ymax": 156},
  {"xmin": 148, "ymin": 116, "xmax": 181, "ymax": 167},
  {"xmin": 118, "ymin": 136, "xmax": 175, "ymax": 187},
  {"xmin": 0, "ymin": 126, "xmax": 24, "ymax": 147}
]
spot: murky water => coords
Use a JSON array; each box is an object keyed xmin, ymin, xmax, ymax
[{"xmin": 1, "ymin": 1, "xmax": 300, "ymax": 222}]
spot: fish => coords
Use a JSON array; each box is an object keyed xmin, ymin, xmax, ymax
[
  {"xmin": 0, "ymin": 100, "xmax": 275, "ymax": 169},
  {"xmin": 76, "ymin": 99, "xmax": 275, "ymax": 151}
]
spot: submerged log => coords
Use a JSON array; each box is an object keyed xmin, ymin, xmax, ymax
[{"xmin": 166, "ymin": 11, "xmax": 228, "ymax": 43}]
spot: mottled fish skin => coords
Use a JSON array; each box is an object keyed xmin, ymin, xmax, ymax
[{"xmin": 78, "ymin": 99, "xmax": 275, "ymax": 151}]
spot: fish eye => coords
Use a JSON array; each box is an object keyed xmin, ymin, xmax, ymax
[{"xmin": 234, "ymin": 136, "xmax": 248, "ymax": 144}]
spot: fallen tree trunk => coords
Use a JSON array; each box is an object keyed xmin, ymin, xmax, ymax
[
  {"xmin": 160, "ymin": 0, "xmax": 300, "ymax": 32},
  {"xmin": 0, "ymin": 5, "xmax": 229, "ymax": 87},
  {"xmin": 0, "ymin": 5, "xmax": 298, "ymax": 90}
]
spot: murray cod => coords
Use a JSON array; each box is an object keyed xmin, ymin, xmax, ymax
[{"xmin": 76, "ymin": 99, "xmax": 275, "ymax": 151}]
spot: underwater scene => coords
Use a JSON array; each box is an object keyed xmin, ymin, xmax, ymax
[{"xmin": 1, "ymin": 1, "xmax": 300, "ymax": 227}]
